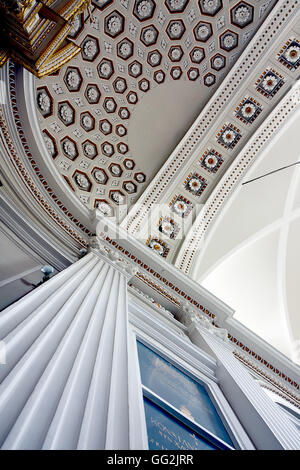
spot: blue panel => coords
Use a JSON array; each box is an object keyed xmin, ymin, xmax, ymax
[
  {"xmin": 144, "ymin": 397, "xmax": 217, "ymax": 450},
  {"xmin": 137, "ymin": 341, "xmax": 233, "ymax": 446}
]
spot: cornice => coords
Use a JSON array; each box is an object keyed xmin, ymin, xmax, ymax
[
  {"xmin": 0, "ymin": 62, "xmax": 93, "ymax": 249},
  {"xmin": 95, "ymin": 214, "xmax": 300, "ymax": 404}
]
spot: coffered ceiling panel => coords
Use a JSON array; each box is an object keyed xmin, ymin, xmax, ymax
[{"xmin": 34, "ymin": 0, "xmax": 278, "ymax": 221}]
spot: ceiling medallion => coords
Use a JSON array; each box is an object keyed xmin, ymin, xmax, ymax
[
  {"xmin": 95, "ymin": 199, "xmax": 114, "ymax": 216},
  {"xmin": 93, "ymin": 168, "xmax": 109, "ymax": 184},
  {"xmin": 200, "ymin": 149, "xmax": 223, "ymax": 173},
  {"xmin": 185, "ymin": 173, "xmax": 207, "ymax": 196},
  {"xmin": 140, "ymin": 25, "xmax": 159, "ymax": 46},
  {"xmin": 73, "ymin": 171, "xmax": 92, "ymax": 191},
  {"xmin": 83, "ymin": 140, "xmax": 98, "ymax": 159},
  {"xmin": 104, "ymin": 10, "xmax": 125, "ymax": 38},
  {"xmin": 61, "ymin": 137, "xmax": 78, "ymax": 160},
  {"xmin": 58, "ymin": 101, "xmax": 75, "ymax": 126},
  {"xmin": 235, "ymin": 97, "xmax": 262, "ymax": 125},
  {"xmin": 199, "ymin": 0, "xmax": 223, "ymax": 17},
  {"xmin": 220, "ymin": 30, "xmax": 239, "ymax": 51},
  {"xmin": 133, "ymin": 0, "xmax": 156, "ymax": 22},
  {"xmin": 278, "ymin": 40, "xmax": 300, "ymax": 70},
  {"xmin": 36, "ymin": 87, "xmax": 52, "ymax": 117},
  {"xmin": 216, "ymin": 124, "xmax": 241, "ymax": 149},
  {"xmin": 170, "ymin": 195, "xmax": 193, "ymax": 218},
  {"xmin": 123, "ymin": 181, "xmax": 137, "ymax": 194},
  {"xmin": 85, "ymin": 84, "xmax": 101, "ymax": 104},
  {"xmin": 256, "ymin": 69, "xmax": 284, "ymax": 98},
  {"xmin": 193, "ymin": 21, "xmax": 213, "ymax": 42},
  {"xmin": 147, "ymin": 237, "xmax": 169, "ymax": 258},
  {"xmin": 165, "ymin": 0, "xmax": 189, "ymax": 13},
  {"xmin": 158, "ymin": 217, "xmax": 179, "ymax": 239},
  {"xmin": 230, "ymin": 1, "xmax": 254, "ymax": 29}
]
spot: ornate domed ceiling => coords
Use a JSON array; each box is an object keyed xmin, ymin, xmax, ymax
[{"xmin": 34, "ymin": 0, "xmax": 278, "ymax": 221}]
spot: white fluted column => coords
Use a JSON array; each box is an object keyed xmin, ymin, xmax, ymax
[
  {"xmin": 188, "ymin": 323, "xmax": 300, "ymax": 450},
  {"xmin": 0, "ymin": 250, "xmax": 144, "ymax": 450}
]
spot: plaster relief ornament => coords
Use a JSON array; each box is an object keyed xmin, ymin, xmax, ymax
[
  {"xmin": 43, "ymin": 131, "xmax": 57, "ymax": 158},
  {"xmin": 109, "ymin": 164, "xmax": 122, "ymax": 177},
  {"xmin": 116, "ymin": 125, "xmax": 127, "ymax": 137},
  {"xmin": 217, "ymin": 124, "xmax": 241, "ymax": 149},
  {"xmin": 101, "ymin": 142, "xmax": 114, "ymax": 157},
  {"xmin": 117, "ymin": 143, "xmax": 129, "ymax": 154},
  {"xmin": 98, "ymin": 58, "xmax": 114, "ymax": 79},
  {"xmin": 201, "ymin": 149, "xmax": 223, "ymax": 173},
  {"xmin": 85, "ymin": 84, "xmax": 101, "ymax": 104},
  {"xmin": 256, "ymin": 70, "xmax": 284, "ymax": 98},
  {"xmin": 113, "ymin": 77, "xmax": 127, "ymax": 94},
  {"xmin": 119, "ymin": 107, "xmax": 130, "ymax": 119},
  {"xmin": 167, "ymin": 20, "xmax": 186, "ymax": 40},
  {"xmin": 199, "ymin": 0, "xmax": 223, "ymax": 16},
  {"xmin": 203, "ymin": 73, "xmax": 216, "ymax": 87},
  {"xmin": 190, "ymin": 47, "xmax": 205, "ymax": 64},
  {"xmin": 231, "ymin": 2, "xmax": 254, "ymax": 28},
  {"xmin": 96, "ymin": 200, "xmax": 114, "ymax": 216},
  {"xmin": 128, "ymin": 61, "xmax": 143, "ymax": 77},
  {"xmin": 58, "ymin": 102, "xmax": 75, "ymax": 125},
  {"xmin": 104, "ymin": 11, "xmax": 125, "ymax": 37},
  {"xmin": 187, "ymin": 67, "xmax": 199, "ymax": 81},
  {"xmin": 62, "ymin": 138, "xmax": 78, "ymax": 160},
  {"xmin": 127, "ymin": 91, "xmax": 138, "ymax": 104},
  {"xmin": 110, "ymin": 190, "xmax": 126, "ymax": 205},
  {"xmin": 170, "ymin": 66, "xmax": 182, "ymax": 80},
  {"xmin": 117, "ymin": 39, "xmax": 134, "ymax": 60},
  {"xmin": 69, "ymin": 14, "xmax": 83, "ymax": 38},
  {"xmin": 80, "ymin": 112, "xmax": 95, "ymax": 131},
  {"xmin": 93, "ymin": 169, "xmax": 108, "ymax": 183},
  {"xmin": 279, "ymin": 40, "xmax": 300, "ymax": 70},
  {"xmin": 147, "ymin": 238, "xmax": 169, "ymax": 258},
  {"xmin": 81, "ymin": 36, "xmax": 100, "ymax": 61},
  {"xmin": 169, "ymin": 46, "xmax": 184, "ymax": 62},
  {"xmin": 124, "ymin": 159, "xmax": 135, "ymax": 170},
  {"xmin": 141, "ymin": 25, "xmax": 159, "ymax": 46},
  {"xmin": 134, "ymin": 0, "xmax": 156, "ymax": 21},
  {"xmin": 139, "ymin": 78, "xmax": 150, "ymax": 92},
  {"xmin": 99, "ymin": 119, "xmax": 112, "ymax": 135},
  {"xmin": 134, "ymin": 172, "xmax": 146, "ymax": 183},
  {"xmin": 37, "ymin": 89, "xmax": 52, "ymax": 116},
  {"xmin": 83, "ymin": 141, "xmax": 98, "ymax": 158},
  {"xmin": 147, "ymin": 50, "xmax": 162, "ymax": 67},
  {"xmin": 220, "ymin": 30, "xmax": 238, "ymax": 51},
  {"xmin": 65, "ymin": 68, "xmax": 82, "ymax": 92},
  {"xmin": 171, "ymin": 195, "xmax": 192, "ymax": 218},
  {"xmin": 165, "ymin": 0, "xmax": 189, "ymax": 13},
  {"xmin": 236, "ymin": 97, "xmax": 262, "ymax": 124},
  {"xmin": 211, "ymin": 54, "xmax": 226, "ymax": 71},
  {"xmin": 103, "ymin": 97, "xmax": 117, "ymax": 113},
  {"xmin": 194, "ymin": 22, "xmax": 213, "ymax": 42},
  {"xmin": 185, "ymin": 174, "xmax": 207, "ymax": 196},
  {"xmin": 74, "ymin": 172, "xmax": 91, "ymax": 191},
  {"xmin": 159, "ymin": 218, "xmax": 179, "ymax": 239},
  {"xmin": 123, "ymin": 181, "xmax": 137, "ymax": 193},
  {"xmin": 154, "ymin": 70, "xmax": 165, "ymax": 83}
]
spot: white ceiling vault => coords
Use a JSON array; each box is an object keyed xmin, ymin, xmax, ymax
[{"xmin": 34, "ymin": 0, "xmax": 278, "ymax": 221}]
